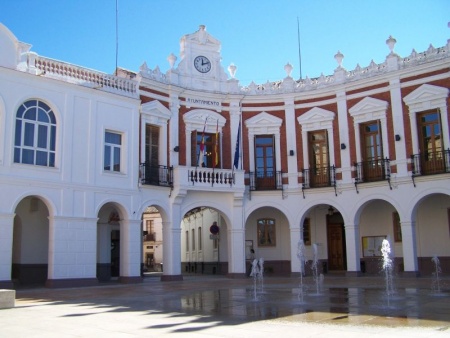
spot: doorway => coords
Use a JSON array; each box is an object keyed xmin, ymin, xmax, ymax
[{"xmin": 326, "ymin": 212, "xmax": 346, "ymax": 271}]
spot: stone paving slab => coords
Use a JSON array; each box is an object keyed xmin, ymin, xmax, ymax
[{"xmin": 1, "ymin": 275, "xmax": 449, "ymax": 337}]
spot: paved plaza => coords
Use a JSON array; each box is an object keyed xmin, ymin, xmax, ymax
[{"xmin": 1, "ymin": 273, "xmax": 450, "ymax": 337}]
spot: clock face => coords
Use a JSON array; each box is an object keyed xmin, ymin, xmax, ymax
[{"xmin": 194, "ymin": 55, "xmax": 211, "ymax": 73}]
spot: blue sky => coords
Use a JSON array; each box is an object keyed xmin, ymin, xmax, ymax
[{"xmin": 1, "ymin": 0, "xmax": 449, "ymax": 86}]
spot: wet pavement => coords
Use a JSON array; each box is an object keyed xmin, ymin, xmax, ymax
[{"xmin": 1, "ymin": 273, "xmax": 450, "ymax": 337}]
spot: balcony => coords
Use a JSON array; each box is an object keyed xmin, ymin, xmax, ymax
[
  {"xmin": 140, "ymin": 163, "xmax": 173, "ymax": 187},
  {"xmin": 143, "ymin": 233, "xmax": 156, "ymax": 242},
  {"xmin": 354, "ymin": 158, "xmax": 391, "ymax": 192},
  {"xmin": 248, "ymin": 171, "xmax": 283, "ymax": 191},
  {"xmin": 411, "ymin": 149, "xmax": 450, "ymax": 177},
  {"xmin": 188, "ymin": 167, "xmax": 235, "ymax": 186},
  {"xmin": 302, "ymin": 165, "xmax": 337, "ymax": 197}
]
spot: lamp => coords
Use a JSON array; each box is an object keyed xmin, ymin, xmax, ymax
[
  {"xmin": 173, "ymin": 146, "xmax": 180, "ymax": 152},
  {"xmin": 395, "ymin": 134, "xmax": 401, "ymax": 141},
  {"xmin": 340, "ymin": 143, "xmax": 346, "ymax": 150},
  {"xmin": 328, "ymin": 206, "xmax": 334, "ymax": 216},
  {"xmin": 289, "ymin": 150, "xmax": 295, "ymax": 156}
]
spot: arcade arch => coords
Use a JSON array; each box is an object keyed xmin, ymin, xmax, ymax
[{"xmin": 12, "ymin": 195, "xmax": 50, "ymax": 286}]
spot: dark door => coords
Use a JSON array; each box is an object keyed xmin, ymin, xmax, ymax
[{"xmin": 327, "ymin": 217, "xmax": 346, "ymax": 270}]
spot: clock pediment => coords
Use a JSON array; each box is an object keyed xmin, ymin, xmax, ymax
[{"xmin": 180, "ymin": 25, "xmax": 221, "ymax": 53}]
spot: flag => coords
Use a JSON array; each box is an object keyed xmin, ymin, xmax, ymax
[
  {"xmin": 197, "ymin": 119, "xmax": 207, "ymax": 167},
  {"xmin": 233, "ymin": 118, "xmax": 241, "ymax": 169},
  {"xmin": 214, "ymin": 119, "xmax": 219, "ymax": 168}
]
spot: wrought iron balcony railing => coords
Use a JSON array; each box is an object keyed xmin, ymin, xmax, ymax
[
  {"xmin": 143, "ymin": 233, "xmax": 156, "ymax": 242},
  {"xmin": 354, "ymin": 158, "xmax": 391, "ymax": 192},
  {"xmin": 411, "ymin": 149, "xmax": 450, "ymax": 186},
  {"xmin": 248, "ymin": 170, "xmax": 283, "ymax": 191},
  {"xmin": 302, "ymin": 165, "xmax": 337, "ymax": 197},
  {"xmin": 140, "ymin": 163, "xmax": 173, "ymax": 187}
]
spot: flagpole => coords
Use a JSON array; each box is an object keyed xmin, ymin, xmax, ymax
[
  {"xmin": 297, "ymin": 16, "xmax": 302, "ymax": 80},
  {"xmin": 212, "ymin": 119, "xmax": 219, "ymax": 187}
]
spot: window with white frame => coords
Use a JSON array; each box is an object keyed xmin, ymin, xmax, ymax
[
  {"xmin": 14, "ymin": 99, "xmax": 56, "ymax": 167},
  {"xmin": 104, "ymin": 131, "xmax": 122, "ymax": 172}
]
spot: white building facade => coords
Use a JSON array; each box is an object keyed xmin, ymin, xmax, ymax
[{"xmin": 0, "ymin": 23, "xmax": 449, "ymax": 288}]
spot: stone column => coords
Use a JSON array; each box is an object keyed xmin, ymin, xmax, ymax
[
  {"xmin": 400, "ymin": 220, "xmax": 419, "ymax": 276},
  {"xmin": 389, "ymin": 78, "xmax": 408, "ymax": 176},
  {"xmin": 169, "ymin": 95, "xmax": 180, "ymax": 167},
  {"xmin": 161, "ymin": 199, "xmax": 183, "ymax": 281},
  {"xmin": 344, "ymin": 223, "xmax": 361, "ymax": 276},
  {"xmin": 0, "ymin": 213, "xmax": 14, "ymax": 288},
  {"xmin": 97, "ymin": 222, "xmax": 111, "ymax": 281},
  {"xmin": 336, "ymin": 91, "xmax": 352, "ymax": 183},
  {"xmin": 119, "ymin": 219, "xmax": 143, "ymax": 283},
  {"xmin": 289, "ymin": 226, "xmax": 301, "ymax": 274},
  {"xmin": 284, "ymin": 98, "xmax": 299, "ymax": 187},
  {"xmin": 227, "ymin": 194, "xmax": 246, "ymax": 278}
]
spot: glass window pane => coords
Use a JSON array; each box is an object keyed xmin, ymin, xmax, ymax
[
  {"xmin": 113, "ymin": 147, "xmax": 121, "ymax": 171},
  {"xmin": 38, "ymin": 100, "xmax": 50, "ymax": 112},
  {"xmin": 15, "ymin": 120, "xmax": 22, "ymax": 146},
  {"xmin": 48, "ymin": 111, "xmax": 56, "ymax": 124},
  {"xmin": 49, "ymin": 152, "xmax": 55, "ymax": 167},
  {"xmin": 36, "ymin": 151, "xmax": 48, "ymax": 166},
  {"xmin": 24, "ymin": 123, "xmax": 35, "ymax": 146},
  {"xmin": 24, "ymin": 108, "xmax": 37, "ymax": 121},
  {"xmin": 104, "ymin": 145, "xmax": 111, "ymax": 170},
  {"xmin": 17, "ymin": 105, "xmax": 26, "ymax": 118},
  {"xmin": 22, "ymin": 149, "xmax": 34, "ymax": 164},
  {"xmin": 23, "ymin": 100, "xmax": 36, "ymax": 109},
  {"xmin": 37, "ymin": 125, "xmax": 48, "ymax": 148},
  {"xmin": 50, "ymin": 126, "xmax": 56, "ymax": 150},
  {"xmin": 37, "ymin": 109, "xmax": 49, "ymax": 123},
  {"xmin": 14, "ymin": 148, "xmax": 20, "ymax": 163},
  {"xmin": 105, "ymin": 132, "xmax": 121, "ymax": 145}
]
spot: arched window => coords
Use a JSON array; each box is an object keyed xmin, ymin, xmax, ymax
[{"xmin": 14, "ymin": 99, "xmax": 56, "ymax": 167}]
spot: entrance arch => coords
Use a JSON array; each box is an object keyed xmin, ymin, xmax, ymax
[
  {"xmin": 96, "ymin": 203, "xmax": 123, "ymax": 281},
  {"xmin": 12, "ymin": 196, "xmax": 49, "ymax": 286},
  {"xmin": 245, "ymin": 206, "xmax": 291, "ymax": 276},
  {"xmin": 181, "ymin": 207, "xmax": 229, "ymax": 275}
]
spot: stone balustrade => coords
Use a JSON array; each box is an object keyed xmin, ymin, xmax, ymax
[{"xmin": 20, "ymin": 53, "xmax": 138, "ymax": 99}]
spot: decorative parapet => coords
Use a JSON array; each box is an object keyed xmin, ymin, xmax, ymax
[
  {"xmin": 19, "ymin": 53, "xmax": 138, "ymax": 99},
  {"xmin": 140, "ymin": 38, "xmax": 450, "ymax": 96}
]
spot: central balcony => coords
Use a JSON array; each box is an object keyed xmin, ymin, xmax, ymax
[{"xmin": 177, "ymin": 167, "xmax": 245, "ymax": 191}]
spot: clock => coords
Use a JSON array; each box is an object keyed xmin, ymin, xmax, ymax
[{"xmin": 194, "ymin": 55, "xmax": 211, "ymax": 73}]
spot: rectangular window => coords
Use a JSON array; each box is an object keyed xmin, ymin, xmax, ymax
[
  {"xmin": 302, "ymin": 218, "xmax": 311, "ymax": 245},
  {"xmin": 393, "ymin": 212, "xmax": 402, "ymax": 242},
  {"xmin": 360, "ymin": 120, "xmax": 384, "ymax": 181},
  {"xmin": 198, "ymin": 227, "xmax": 202, "ymax": 251},
  {"xmin": 191, "ymin": 229, "xmax": 195, "ymax": 250},
  {"xmin": 307, "ymin": 130, "xmax": 329, "ymax": 187},
  {"xmin": 104, "ymin": 131, "xmax": 122, "ymax": 172},
  {"xmin": 254, "ymin": 135, "xmax": 276, "ymax": 190},
  {"xmin": 192, "ymin": 131, "xmax": 220, "ymax": 168},
  {"xmin": 417, "ymin": 110, "xmax": 444, "ymax": 174},
  {"xmin": 185, "ymin": 230, "xmax": 189, "ymax": 251},
  {"xmin": 257, "ymin": 218, "xmax": 276, "ymax": 247}
]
